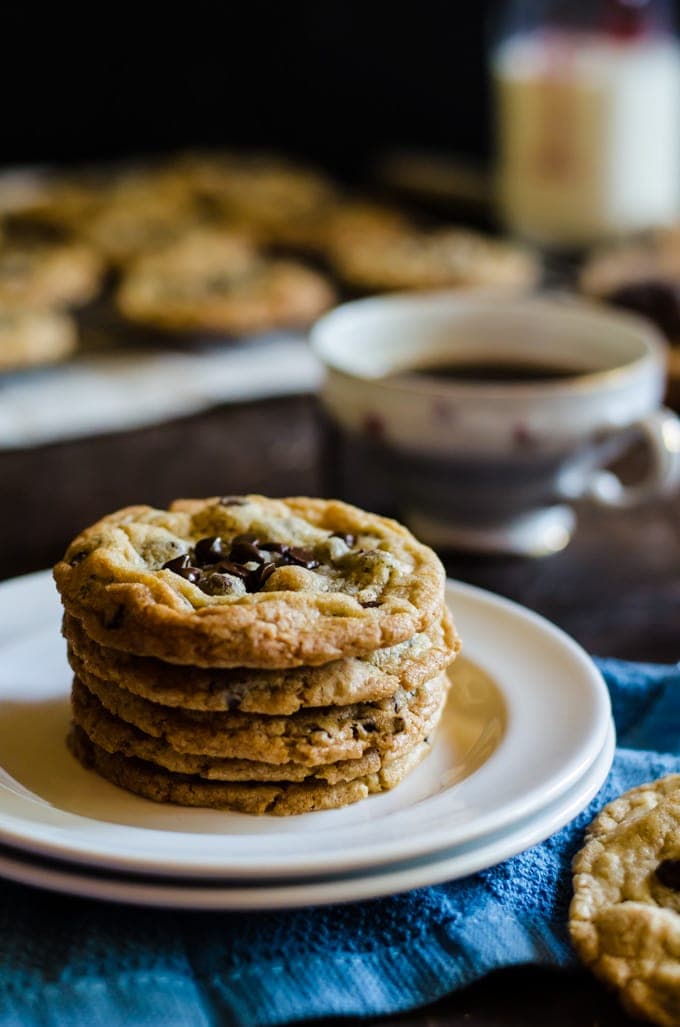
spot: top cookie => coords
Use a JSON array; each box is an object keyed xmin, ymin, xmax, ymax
[{"xmin": 53, "ymin": 496, "xmax": 446, "ymax": 668}]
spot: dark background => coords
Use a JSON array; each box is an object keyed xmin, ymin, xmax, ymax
[
  {"xmin": 7, "ymin": 1, "xmax": 680, "ymax": 173},
  {"xmin": 2, "ymin": 3, "xmax": 496, "ymax": 171}
]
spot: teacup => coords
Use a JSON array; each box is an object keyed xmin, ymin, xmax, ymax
[{"xmin": 310, "ymin": 292, "xmax": 680, "ymax": 556}]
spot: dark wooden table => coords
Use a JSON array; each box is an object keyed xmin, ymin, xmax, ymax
[{"xmin": 2, "ymin": 394, "xmax": 678, "ymax": 1027}]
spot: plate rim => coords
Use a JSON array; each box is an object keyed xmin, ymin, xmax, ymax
[
  {"xmin": 0, "ymin": 570, "xmax": 611, "ymax": 878},
  {"xmin": 0, "ymin": 721, "xmax": 615, "ymax": 910}
]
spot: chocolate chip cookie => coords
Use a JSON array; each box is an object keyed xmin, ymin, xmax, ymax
[
  {"xmin": 71, "ymin": 665, "xmax": 448, "ymax": 765},
  {"xmin": 330, "ymin": 225, "xmax": 540, "ymax": 294},
  {"xmin": 70, "ymin": 676, "xmax": 437, "ymax": 783},
  {"xmin": 0, "ymin": 239, "xmax": 104, "ymax": 308},
  {"xmin": 177, "ymin": 152, "xmax": 339, "ymax": 245},
  {"xmin": 64, "ymin": 609, "xmax": 458, "ymax": 714},
  {"xmin": 570, "ymin": 775, "xmax": 680, "ymax": 1026},
  {"xmin": 0, "ymin": 308, "xmax": 77, "ymax": 372},
  {"xmin": 58, "ymin": 493, "xmax": 454, "ymax": 814},
  {"xmin": 116, "ymin": 229, "xmax": 335, "ymax": 335},
  {"xmin": 54, "ymin": 496, "xmax": 446, "ymax": 668},
  {"xmin": 68, "ymin": 722, "xmax": 433, "ymax": 815}
]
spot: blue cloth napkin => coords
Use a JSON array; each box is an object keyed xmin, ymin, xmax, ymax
[{"xmin": 1, "ymin": 658, "xmax": 679, "ymax": 1027}]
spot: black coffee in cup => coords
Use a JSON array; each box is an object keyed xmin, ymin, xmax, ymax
[{"xmin": 400, "ymin": 360, "xmax": 588, "ymax": 384}]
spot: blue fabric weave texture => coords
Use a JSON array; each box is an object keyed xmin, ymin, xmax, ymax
[{"xmin": 0, "ymin": 658, "xmax": 678, "ymax": 1027}]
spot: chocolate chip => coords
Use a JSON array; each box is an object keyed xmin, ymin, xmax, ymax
[
  {"xmin": 262, "ymin": 541, "xmax": 289, "ymax": 554},
  {"xmin": 194, "ymin": 536, "xmax": 224, "ymax": 564},
  {"xmin": 656, "ymin": 858, "xmax": 680, "ymax": 890},
  {"xmin": 285, "ymin": 547, "xmax": 320, "ymax": 569},
  {"xmin": 331, "ymin": 532, "xmax": 356, "ymax": 547},
  {"xmin": 230, "ymin": 539, "xmax": 264, "ymax": 565},
  {"xmin": 163, "ymin": 554, "xmax": 189, "ymax": 572},
  {"xmin": 361, "ymin": 600, "xmax": 380, "ymax": 608},
  {"xmin": 243, "ymin": 561, "xmax": 278, "ymax": 593},
  {"xmin": 232, "ymin": 533, "xmax": 260, "ymax": 546},
  {"xmin": 70, "ymin": 551, "xmax": 88, "ymax": 566},
  {"xmin": 257, "ymin": 561, "xmax": 277, "ymax": 588},
  {"xmin": 162, "ymin": 555, "xmax": 202, "ymax": 583},
  {"xmin": 213, "ymin": 560, "xmax": 250, "ymax": 579},
  {"xmin": 218, "ymin": 496, "xmax": 248, "ymax": 506}
]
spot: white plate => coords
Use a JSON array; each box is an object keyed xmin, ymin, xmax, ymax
[
  {"xmin": 0, "ymin": 723, "xmax": 615, "ymax": 910},
  {"xmin": 0, "ymin": 572, "xmax": 611, "ymax": 879}
]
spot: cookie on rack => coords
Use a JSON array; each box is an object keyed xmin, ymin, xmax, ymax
[
  {"xmin": 570, "ymin": 774, "xmax": 680, "ymax": 1027},
  {"xmin": 5, "ymin": 174, "xmax": 105, "ymax": 234},
  {"xmin": 330, "ymin": 224, "xmax": 540, "ymax": 293},
  {"xmin": 54, "ymin": 496, "xmax": 447, "ymax": 668},
  {"xmin": 116, "ymin": 229, "xmax": 335, "ymax": 334},
  {"xmin": 177, "ymin": 151, "xmax": 339, "ymax": 245},
  {"xmin": 0, "ymin": 239, "xmax": 104, "ymax": 308},
  {"xmin": 0, "ymin": 308, "xmax": 77, "ymax": 372},
  {"xmin": 81, "ymin": 177, "xmax": 204, "ymax": 266}
]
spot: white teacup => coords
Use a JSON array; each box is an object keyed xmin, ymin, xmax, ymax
[{"xmin": 310, "ymin": 293, "xmax": 680, "ymax": 555}]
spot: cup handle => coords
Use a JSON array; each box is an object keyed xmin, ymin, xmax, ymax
[{"xmin": 580, "ymin": 408, "xmax": 680, "ymax": 509}]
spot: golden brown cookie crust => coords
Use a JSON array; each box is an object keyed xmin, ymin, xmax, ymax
[
  {"xmin": 178, "ymin": 153, "xmax": 338, "ymax": 243},
  {"xmin": 64, "ymin": 608, "xmax": 458, "ymax": 714},
  {"xmin": 72, "ymin": 664, "xmax": 449, "ymax": 765},
  {"xmin": 116, "ymin": 230, "xmax": 336, "ymax": 334},
  {"xmin": 68, "ymin": 723, "xmax": 432, "ymax": 815},
  {"xmin": 0, "ymin": 240, "xmax": 104, "ymax": 308},
  {"xmin": 54, "ymin": 496, "xmax": 447, "ymax": 668},
  {"xmin": 330, "ymin": 225, "xmax": 540, "ymax": 293},
  {"xmin": 71, "ymin": 678, "xmax": 387, "ymax": 783},
  {"xmin": 0, "ymin": 309, "xmax": 77, "ymax": 372},
  {"xmin": 570, "ymin": 775, "xmax": 680, "ymax": 1027}
]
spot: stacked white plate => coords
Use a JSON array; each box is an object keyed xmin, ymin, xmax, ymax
[{"xmin": 0, "ymin": 573, "xmax": 614, "ymax": 910}]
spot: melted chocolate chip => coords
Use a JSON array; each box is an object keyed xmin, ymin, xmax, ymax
[
  {"xmin": 230, "ymin": 539, "xmax": 264, "ymax": 565},
  {"xmin": 218, "ymin": 496, "xmax": 248, "ymax": 506},
  {"xmin": 163, "ymin": 554, "xmax": 190, "ymax": 572},
  {"xmin": 251, "ymin": 561, "xmax": 277, "ymax": 590},
  {"xmin": 194, "ymin": 536, "xmax": 225, "ymax": 564},
  {"xmin": 162, "ymin": 555, "xmax": 202, "ymax": 583},
  {"xmin": 361, "ymin": 600, "xmax": 380, "ymax": 608},
  {"xmin": 213, "ymin": 560, "xmax": 250, "ymax": 579},
  {"xmin": 173, "ymin": 533, "xmax": 325, "ymax": 592},
  {"xmin": 331, "ymin": 532, "xmax": 356, "ymax": 547},
  {"xmin": 656, "ymin": 858, "xmax": 680, "ymax": 890},
  {"xmin": 232, "ymin": 533, "xmax": 260, "ymax": 546},
  {"xmin": 285, "ymin": 547, "xmax": 320, "ymax": 569},
  {"xmin": 70, "ymin": 551, "xmax": 88, "ymax": 566},
  {"xmin": 262, "ymin": 541, "xmax": 289, "ymax": 555}
]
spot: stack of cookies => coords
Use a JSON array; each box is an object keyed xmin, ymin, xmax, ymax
[{"xmin": 54, "ymin": 496, "xmax": 459, "ymax": 815}]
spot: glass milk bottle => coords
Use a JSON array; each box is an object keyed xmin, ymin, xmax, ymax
[{"xmin": 493, "ymin": 0, "xmax": 680, "ymax": 247}]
